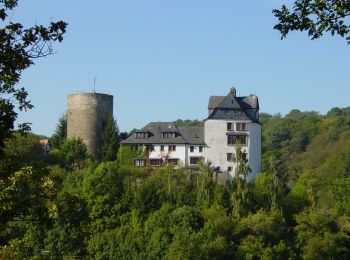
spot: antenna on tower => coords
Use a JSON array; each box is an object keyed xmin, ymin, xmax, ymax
[{"xmin": 93, "ymin": 77, "xmax": 97, "ymax": 93}]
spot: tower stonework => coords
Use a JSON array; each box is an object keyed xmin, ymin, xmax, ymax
[{"xmin": 67, "ymin": 93, "xmax": 113, "ymax": 159}]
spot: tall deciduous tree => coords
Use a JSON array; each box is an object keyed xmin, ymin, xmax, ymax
[
  {"xmin": 273, "ymin": 0, "xmax": 350, "ymax": 43},
  {"xmin": 196, "ymin": 160, "xmax": 215, "ymax": 208},
  {"xmin": 98, "ymin": 114, "xmax": 119, "ymax": 162},
  {"xmin": 61, "ymin": 138, "xmax": 88, "ymax": 171},
  {"xmin": 266, "ymin": 155, "xmax": 288, "ymax": 210},
  {"xmin": 231, "ymin": 147, "xmax": 251, "ymax": 218},
  {"xmin": 0, "ymin": 0, "xmax": 67, "ymax": 155}
]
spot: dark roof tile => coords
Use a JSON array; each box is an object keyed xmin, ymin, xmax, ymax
[
  {"xmin": 207, "ymin": 89, "xmax": 259, "ymax": 121},
  {"xmin": 121, "ymin": 122, "xmax": 204, "ymax": 145}
]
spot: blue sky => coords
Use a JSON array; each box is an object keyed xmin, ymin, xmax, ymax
[{"xmin": 12, "ymin": 0, "xmax": 350, "ymax": 135}]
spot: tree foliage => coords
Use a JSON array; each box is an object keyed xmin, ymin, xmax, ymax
[
  {"xmin": 50, "ymin": 113, "xmax": 67, "ymax": 149},
  {"xmin": 173, "ymin": 119, "xmax": 204, "ymax": 127},
  {"xmin": 273, "ymin": 0, "xmax": 350, "ymax": 43},
  {"xmin": 60, "ymin": 138, "xmax": 88, "ymax": 171},
  {"xmin": 0, "ymin": 0, "xmax": 67, "ymax": 155},
  {"xmin": 2, "ymin": 106, "xmax": 350, "ymax": 258},
  {"xmin": 98, "ymin": 114, "xmax": 120, "ymax": 162}
]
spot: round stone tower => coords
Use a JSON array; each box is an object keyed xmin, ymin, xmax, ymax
[{"xmin": 67, "ymin": 93, "xmax": 113, "ymax": 159}]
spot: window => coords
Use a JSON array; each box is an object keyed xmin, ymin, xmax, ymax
[
  {"xmin": 190, "ymin": 157, "xmax": 200, "ymax": 165},
  {"xmin": 199, "ymin": 146, "xmax": 203, "ymax": 153},
  {"xmin": 160, "ymin": 145, "xmax": 164, "ymax": 152},
  {"xmin": 147, "ymin": 145, "xmax": 155, "ymax": 152},
  {"xmin": 162, "ymin": 132, "xmax": 175, "ymax": 139},
  {"xmin": 227, "ymin": 122, "xmax": 233, "ymax": 131},
  {"xmin": 227, "ymin": 135, "xmax": 247, "ymax": 145},
  {"xmin": 136, "ymin": 132, "xmax": 148, "ymax": 139},
  {"xmin": 167, "ymin": 159, "xmax": 179, "ymax": 165},
  {"xmin": 168, "ymin": 145, "xmax": 176, "ymax": 152},
  {"xmin": 150, "ymin": 159, "xmax": 162, "ymax": 166},
  {"xmin": 190, "ymin": 146, "xmax": 194, "ymax": 152},
  {"xmin": 227, "ymin": 166, "xmax": 232, "ymax": 172},
  {"xmin": 242, "ymin": 153, "xmax": 248, "ymax": 162},
  {"xmin": 227, "ymin": 153, "xmax": 234, "ymax": 162},
  {"xmin": 135, "ymin": 159, "xmax": 145, "ymax": 167},
  {"xmin": 236, "ymin": 123, "xmax": 247, "ymax": 131}
]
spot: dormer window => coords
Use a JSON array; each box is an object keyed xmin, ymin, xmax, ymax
[
  {"xmin": 162, "ymin": 132, "xmax": 176, "ymax": 139},
  {"xmin": 136, "ymin": 132, "xmax": 149, "ymax": 139}
]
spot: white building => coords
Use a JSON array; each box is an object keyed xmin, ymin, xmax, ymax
[
  {"xmin": 121, "ymin": 87, "xmax": 261, "ymax": 180},
  {"xmin": 121, "ymin": 122, "xmax": 205, "ymax": 168},
  {"xmin": 204, "ymin": 87, "xmax": 261, "ymax": 180}
]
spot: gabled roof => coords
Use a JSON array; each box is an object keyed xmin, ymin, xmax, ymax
[
  {"xmin": 207, "ymin": 88, "xmax": 259, "ymax": 122},
  {"xmin": 208, "ymin": 96, "xmax": 225, "ymax": 109},
  {"xmin": 209, "ymin": 90, "xmax": 258, "ymax": 110},
  {"xmin": 121, "ymin": 122, "xmax": 204, "ymax": 145}
]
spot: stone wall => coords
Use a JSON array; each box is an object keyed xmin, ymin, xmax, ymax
[{"xmin": 67, "ymin": 93, "xmax": 113, "ymax": 159}]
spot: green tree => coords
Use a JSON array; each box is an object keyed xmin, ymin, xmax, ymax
[
  {"xmin": 116, "ymin": 145, "xmax": 144, "ymax": 168},
  {"xmin": 99, "ymin": 114, "xmax": 119, "ymax": 162},
  {"xmin": 133, "ymin": 172, "xmax": 166, "ymax": 217},
  {"xmin": 235, "ymin": 209, "xmax": 289, "ymax": 259},
  {"xmin": 0, "ymin": 166, "xmax": 53, "ymax": 241},
  {"xmin": 266, "ymin": 155, "xmax": 288, "ymax": 210},
  {"xmin": 0, "ymin": 3, "xmax": 67, "ymax": 251},
  {"xmin": 50, "ymin": 113, "xmax": 67, "ymax": 149},
  {"xmin": 83, "ymin": 162, "xmax": 124, "ymax": 221},
  {"xmin": 0, "ymin": 0, "xmax": 67, "ymax": 155},
  {"xmin": 45, "ymin": 191, "xmax": 88, "ymax": 258},
  {"xmin": 343, "ymin": 153, "xmax": 350, "ymax": 177},
  {"xmin": 331, "ymin": 177, "xmax": 350, "ymax": 215},
  {"xmin": 231, "ymin": 147, "xmax": 251, "ymax": 218},
  {"xmin": 1, "ymin": 132, "xmax": 43, "ymax": 173},
  {"xmin": 295, "ymin": 208, "xmax": 350, "ymax": 259},
  {"xmin": 61, "ymin": 138, "xmax": 88, "ymax": 170},
  {"xmin": 196, "ymin": 160, "xmax": 215, "ymax": 208},
  {"xmin": 173, "ymin": 119, "xmax": 204, "ymax": 127},
  {"xmin": 252, "ymin": 173, "xmax": 271, "ymax": 210},
  {"xmin": 143, "ymin": 204, "xmax": 173, "ymax": 259},
  {"xmin": 273, "ymin": 0, "xmax": 350, "ymax": 43}
]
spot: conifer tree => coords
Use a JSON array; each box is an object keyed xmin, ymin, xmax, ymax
[
  {"xmin": 98, "ymin": 114, "xmax": 119, "ymax": 162},
  {"xmin": 50, "ymin": 113, "xmax": 67, "ymax": 149}
]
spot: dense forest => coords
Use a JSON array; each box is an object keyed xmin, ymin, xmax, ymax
[{"xmin": 1, "ymin": 107, "xmax": 350, "ymax": 259}]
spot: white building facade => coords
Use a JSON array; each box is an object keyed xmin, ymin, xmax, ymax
[
  {"xmin": 121, "ymin": 87, "xmax": 261, "ymax": 179},
  {"xmin": 204, "ymin": 87, "xmax": 261, "ymax": 180},
  {"xmin": 121, "ymin": 122, "xmax": 205, "ymax": 168}
]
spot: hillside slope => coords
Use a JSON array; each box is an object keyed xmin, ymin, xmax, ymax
[{"xmin": 261, "ymin": 107, "xmax": 350, "ymax": 202}]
